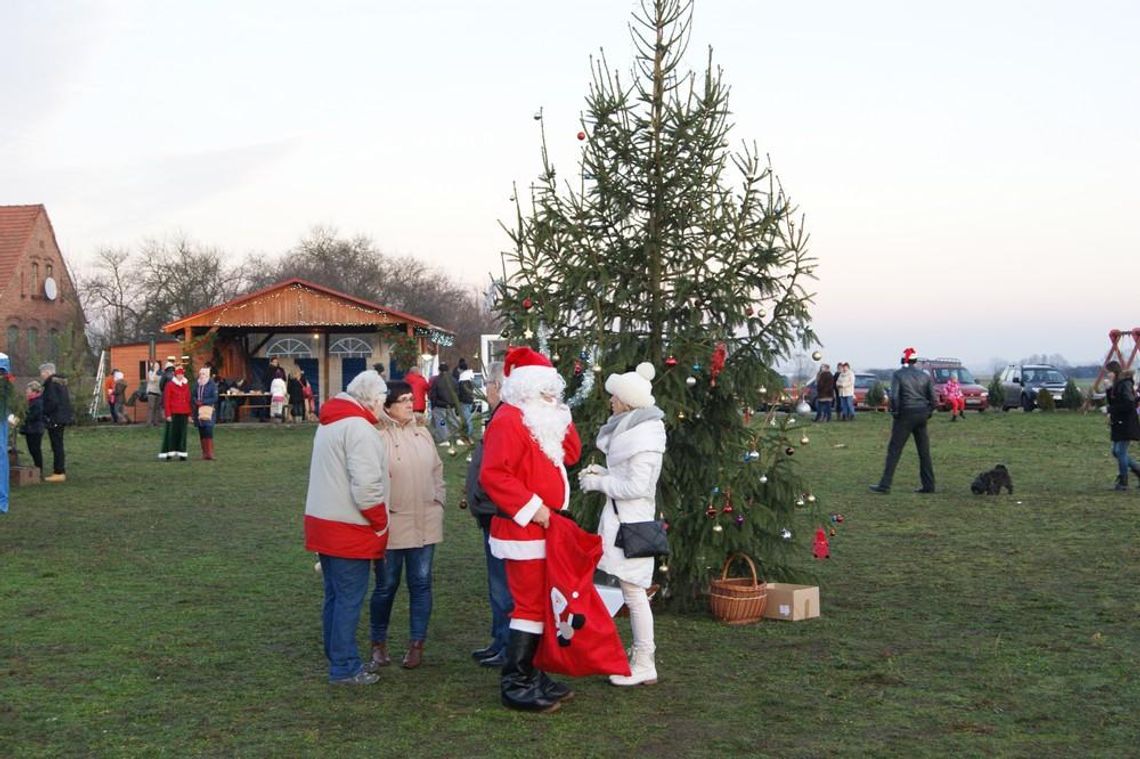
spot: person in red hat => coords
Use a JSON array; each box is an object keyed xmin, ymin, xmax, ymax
[
  {"xmin": 160, "ymin": 366, "xmax": 192, "ymax": 461},
  {"xmin": 869, "ymin": 347, "xmax": 936, "ymax": 494},
  {"xmin": 479, "ymin": 346, "xmax": 582, "ymax": 713}
]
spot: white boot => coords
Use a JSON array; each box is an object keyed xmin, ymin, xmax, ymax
[{"xmin": 609, "ymin": 644, "xmax": 657, "ymax": 686}]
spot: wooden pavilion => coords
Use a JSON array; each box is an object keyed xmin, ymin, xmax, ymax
[{"xmin": 162, "ymin": 279, "xmax": 453, "ymax": 408}]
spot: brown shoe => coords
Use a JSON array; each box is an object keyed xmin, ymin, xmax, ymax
[
  {"xmin": 366, "ymin": 642, "xmax": 391, "ymax": 672},
  {"xmin": 402, "ymin": 640, "xmax": 424, "ymax": 669}
]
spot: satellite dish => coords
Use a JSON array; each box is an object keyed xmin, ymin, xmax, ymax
[{"xmin": 44, "ymin": 276, "xmax": 58, "ymax": 301}]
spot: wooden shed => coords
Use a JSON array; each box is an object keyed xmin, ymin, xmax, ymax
[
  {"xmin": 161, "ymin": 279, "xmax": 453, "ymax": 408},
  {"xmin": 106, "ymin": 339, "xmax": 182, "ymax": 423}
]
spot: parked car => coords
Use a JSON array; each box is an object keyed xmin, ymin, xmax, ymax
[
  {"xmin": 801, "ymin": 372, "xmax": 889, "ymax": 411},
  {"xmin": 915, "ymin": 357, "xmax": 989, "ymax": 412},
  {"xmin": 758, "ymin": 375, "xmax": 795, "ymax": 411},
  {"xmin": 852, "ymin": 373, "xmax": 890, "ymax": 411},
  {"xmin": 999, "ymin": 364, "xmax": 1068, "ymax": 412}
]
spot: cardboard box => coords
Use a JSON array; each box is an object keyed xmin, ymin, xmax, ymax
[
  {"xmin": 10, "ymin": 466, "xmax": 41, "ymax": 486},
  {"xmin": 763, "ymin": 583, "xmax": 820, "ymax": 621}
]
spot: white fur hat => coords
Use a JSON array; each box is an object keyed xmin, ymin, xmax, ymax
[{"xmin": 605, "ymin": 362, "xmax": 656, "ymax": 409}]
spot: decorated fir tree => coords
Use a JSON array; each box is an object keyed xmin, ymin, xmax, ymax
[{"xmin": 496, "ymin": 0, "xmax": 819, "ymax": 606}]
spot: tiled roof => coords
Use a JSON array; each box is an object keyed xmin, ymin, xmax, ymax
[{"xmin": 0, "ymin": 204, "xmax": 44, "ymax": 288}]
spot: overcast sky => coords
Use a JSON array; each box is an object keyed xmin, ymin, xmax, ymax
[{"xmin": 3, "ymin": 0, "xmax": 1137, "ymax": 370}]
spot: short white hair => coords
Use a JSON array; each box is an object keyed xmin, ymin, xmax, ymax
[
  {"xmin": 346, "ymin": 370, "xmax": 388, "ymax": 407},
  {"xmin": 39, "ymin": 362, "xmax": 56, "ymax": 375},
  {"xmin": 486, "ymin": 361, "xmax": 504, "ymax": 385}
]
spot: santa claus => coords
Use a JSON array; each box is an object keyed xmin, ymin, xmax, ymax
[{"xmin": 479, "ymin": 346, "xmax": 582, "ymax": 713}]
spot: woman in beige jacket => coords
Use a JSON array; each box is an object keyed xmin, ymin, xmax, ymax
[{"xmin": 367, "ymin": 380, "xmax": 446, "ymax": 671}]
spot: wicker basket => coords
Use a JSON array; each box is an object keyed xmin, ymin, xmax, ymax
[{"xmin": 708, "ymin": 553, "xmax": 768, "ymax": 625}]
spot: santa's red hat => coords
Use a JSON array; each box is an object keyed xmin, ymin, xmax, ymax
[
  {"xmin": 504, "ymin": 346, "xmax": 552, "ymax": 376},
  {"xmin": 501, "ymin": 346, "xmax": 564, "ymax": 404},
  {"xmin": 901, "ymin": 347, "xmax": 917, "ymax": 365}
]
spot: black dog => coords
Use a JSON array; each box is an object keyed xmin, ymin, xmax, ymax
[{"xmin": 971, "ymin": 464, "xmax": 1013, "ymax": 495}]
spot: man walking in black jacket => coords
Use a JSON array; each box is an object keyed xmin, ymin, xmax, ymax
[
  {"xmin": 40, "ymin": 362, "xmax": 74, "ymax": 483},
  {"xmin": 870, "ymin": 348, "xmax": 936, "ymax": 494}
]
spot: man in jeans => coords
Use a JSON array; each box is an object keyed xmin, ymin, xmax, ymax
[
  {"xmin": 869, "ymin": 348, "xmax": 937, "ymax": 494},
  {"xmin": 463, "ymin": 361, "xmax": 513, "ymax": 667},
  {"xmin": 428, "ymin": 362, "xmax": 462, "ymax": 445}
]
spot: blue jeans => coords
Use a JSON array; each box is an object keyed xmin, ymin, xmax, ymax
[
  {"xmin": 817, "ymin": 399, "xmax": 833, "ymax": 421},
  {"xmin": 459, "ymin": 403, "xmax": 475, "ymax": 440},
  {"xmin": 840, "ymin": 396, "xmax": 855, "ymax": 419},
  {"xmin": 1112, "ymin": 440, "xmax": 1135, "ymax": 478},
  {"xmin": 370, "ymin": 545, "xmax": 435, "ymax": 643},
  {"xmin": 482, "ymin": 525, "xmax": 514, "ymax": 653},
  {"xmin": 319, "ymin": 554, "xmax": 372, "ymax": 681}
]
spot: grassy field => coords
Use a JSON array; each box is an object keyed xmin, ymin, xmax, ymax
[{"xmin": 3, "ymin": 409, "xmax": 1138, "ymax": 758}]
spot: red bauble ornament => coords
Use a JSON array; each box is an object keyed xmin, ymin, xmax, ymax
[
  {"xmin": 664, "ymin": 355, "xmax": 678, "ymax": 368},
  {"xmin": 812, "ymin": 528, "xmax": 830, "ymax": 560},
  {"xmin": 785, "ymin": 446, "xmax": 796, "ymax": 456},
  {"xmin": 573, "ymin": 359, "xmax": 583, "ymax": 376},
  {"xmin": 745, "ymin": 306, "xmax": 754, "ymax": 317},
  {"xmin": 522, "ymin": 297, "xmax": 533, "ymax": 310},
  {"xmin": 577, "ymin": 131, "xmax": 586, "ymax": 141},
  {"xmin": 722, "ymin": 504, "xmax": 734, "ymax": 514},
  {"xmin": 710, "ymin": 342, "xmax": 727, "ymax": 387},
  {"xmin": 705, "ymin": 505, "xmax": 717, "ymax": 519}
]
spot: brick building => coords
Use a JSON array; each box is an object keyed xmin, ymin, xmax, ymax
[{"xmin": 0, "ymin": 205, "xmax": 88, "ymax": 375}]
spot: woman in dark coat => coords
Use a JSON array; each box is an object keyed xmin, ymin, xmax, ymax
[
  {"xmin": 1104, "ymin": 360, "xmax": 1140, "ymax": 490},
  {"xmin": 287, "ymin": 372, "xmax": 305, "ymax": 422},
  {"xmin": 20, "ymin": 381, "xmax": 46, "ymax": 472}
]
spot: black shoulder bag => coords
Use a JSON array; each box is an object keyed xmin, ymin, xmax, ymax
[{"xmin": 612, "ymin": 499, "xmax": 670, "ymax": 558}]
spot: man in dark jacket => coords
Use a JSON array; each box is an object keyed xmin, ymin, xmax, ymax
[
  {"xmin": 40, "ymin": 362, "xmax": 74, "ymax": 483},
  {"xmin": 870, "ymin": 348, "xmax": 936, "ymax": 494},
  {"xmin": 462, "ymin": 361, "xmax": 513, "ymax": 667},
  {"xmin": 428, "ymin": 363, "xmax": 461, "ymax": 444}
]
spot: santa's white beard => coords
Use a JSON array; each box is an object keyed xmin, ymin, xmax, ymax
[{"xmin": 518, "ymin": 398, "xmax": 573, "ymax": 466}]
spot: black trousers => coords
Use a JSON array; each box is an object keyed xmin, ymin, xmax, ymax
[
  {"xmin": 877, "ymin": 411, "xmax": 934, "ymax": 490},
  {"xmin": 47, "ymin": 425, "xmax": 66, "ymax": 475},
  {"xmin": 25, "ymin": 432, "xmax": 44, "ymax": 470}
]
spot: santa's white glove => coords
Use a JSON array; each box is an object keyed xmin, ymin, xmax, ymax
[
  {"xmin": 579, "ymin": 474, "xmax": 604, "ymax": 492},
  {"xmin": 579, "ymin": 464, "xmax": 607, "ymax": 478}
]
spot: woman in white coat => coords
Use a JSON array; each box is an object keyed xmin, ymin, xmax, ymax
[{"xmin": 579, "ymin": 362, "xmax": 667, "ymax": 687}]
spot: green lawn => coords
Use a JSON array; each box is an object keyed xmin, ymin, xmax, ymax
[{"xmin": 3, "ymin": 410, "xmax": 1137, "ymax": 758}]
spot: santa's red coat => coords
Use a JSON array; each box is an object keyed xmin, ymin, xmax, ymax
[{"xmin": 479, "ymin": 402, "xmax": 581, "ymax": 560}]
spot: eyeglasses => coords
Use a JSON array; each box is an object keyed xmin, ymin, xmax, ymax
[{"xmin": 394, "ymin": 396, "xmax": 414, "ymax": 404}]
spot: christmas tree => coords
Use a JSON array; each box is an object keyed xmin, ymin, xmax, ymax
[{"xmin": 496, "ymin": 0, "xmax": 819, "ymax": 607}]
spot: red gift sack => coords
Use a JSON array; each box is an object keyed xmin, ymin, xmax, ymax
[{"xmin": 534, "ymin": 514, "xmax": 631, "ymax": 678}]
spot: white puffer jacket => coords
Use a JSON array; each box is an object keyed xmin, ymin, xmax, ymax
[{"xmin": 581, "ymin": 407, "xmax": 667, "ymax": 588}]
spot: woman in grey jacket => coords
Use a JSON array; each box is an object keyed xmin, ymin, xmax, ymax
[{"xmin": 579, "ymin": 363, "xmax": 667, "ymax": 687}]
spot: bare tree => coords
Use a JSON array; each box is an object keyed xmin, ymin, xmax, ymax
[
  {"xmin": 77, "ymin": 247, "xmax": 144, "ymax": 348},
  {"xmin": 249, "ymin": 227, "xmax": 501, "ymax": 365},
  {"xmin": 77, "ymin": 236, "xmax": 250, "ymax": 349}
]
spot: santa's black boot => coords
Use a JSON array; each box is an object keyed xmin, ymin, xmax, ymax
[
  {"xmin": 537, "ymin": 671, "xmax": 574, "ymax": 703},
  {"xmin": 500, "ymin": 630, "xmax": 560, "ymax": 713}
]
